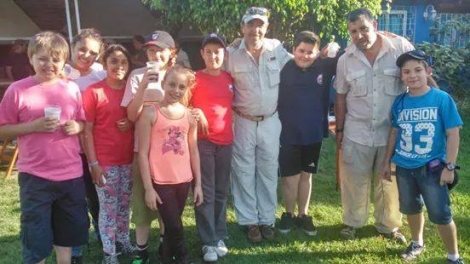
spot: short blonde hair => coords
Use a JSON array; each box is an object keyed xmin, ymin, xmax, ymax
[{"xmin": 27, "ymin": 31, "xmax": 69, "ymax": 62}]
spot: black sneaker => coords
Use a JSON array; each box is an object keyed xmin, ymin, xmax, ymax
[
  {"xmin": 71, "ymin": 256, "xmax": 82, "ymax": 264},
  {"xmin": 379, "ymin": 230, "xmax": 407, "ymax": 244},
  {"xmin": 448, "ymin": 258, "xmax": 465, "ymax": 264},
  {"xmin": 278, "ymin": 212, "xmax": 294, "ymax": 234},
  {"xmin": 296, "ymin": 214, "xmax": 317, "ymax": 236},
  {"xmin": 117, "ymin": 242, "xmax": 139, "ymax": 257},
  {"xmin": 401, "ymin": 242, "xmax": 425, "ymax": 261}
]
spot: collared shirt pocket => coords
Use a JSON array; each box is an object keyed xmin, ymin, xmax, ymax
[
  {"xmin": 267, "ymin": 62, "xmax": 280, "ymax": 88},
  {"xmin": 346, "ymin": 70, "xmax": 367, "ymax": 97},
  {"xmin": 383, "ymin": 68, "xmax": 403, "ymax": 96}
]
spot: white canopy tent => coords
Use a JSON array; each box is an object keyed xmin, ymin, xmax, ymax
[
  {"xmin": 0, "ymin": 0, "xmax": 162, "ymax": 44},
  {"xmin": 72, "ymin": 0, "xmax": 161, "ymax": 41}
]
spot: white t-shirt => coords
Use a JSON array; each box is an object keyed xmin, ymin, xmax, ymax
[{"xmin": 65, "ymin": 63, "xmax": 107, "ymax": 92}]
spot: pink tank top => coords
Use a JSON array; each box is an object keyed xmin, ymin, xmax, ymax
[{"xmin": 149, "ymin": 105, "xmax": 193, "ymax": 184}]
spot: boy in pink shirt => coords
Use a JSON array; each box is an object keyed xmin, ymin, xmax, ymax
[{"xmin": 0, "ymin": 31, "xmax": 88, "ymax": 264}]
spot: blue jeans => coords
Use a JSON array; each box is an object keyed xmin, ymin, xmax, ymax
[{"xmin": 396, "ymin": 165, "xmax": 452, "ymax": 225}]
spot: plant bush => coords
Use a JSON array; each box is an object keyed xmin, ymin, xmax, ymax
[{"xmin": 416, "ymin": 43, "xmax": 469, "ymax": 89}]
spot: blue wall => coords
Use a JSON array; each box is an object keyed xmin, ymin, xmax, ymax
[{"xmin": 388, "ymin": 0, "xmax": 433, "ymax": 44}]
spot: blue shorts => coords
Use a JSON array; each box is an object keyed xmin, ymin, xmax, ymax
[
  {"xmin": 19, "ymin": 173, "xmax": 89, "ymax": 263},
  {"xmin": 395, "ymin": 165, "xmax": 452, "ymax": 225}
]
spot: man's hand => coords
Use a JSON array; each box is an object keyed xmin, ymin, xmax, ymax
[
  {"xmin": 379, "ymin": 161, "xmax": 393, "ymax": 182},
  {"xmin": 336, "ymin": 131, "xmax": 343, "ymax": 148}
]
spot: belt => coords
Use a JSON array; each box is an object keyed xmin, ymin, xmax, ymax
[{"xmin": 233, "ymin": 107, "xmax": 276, "ymax": 122}]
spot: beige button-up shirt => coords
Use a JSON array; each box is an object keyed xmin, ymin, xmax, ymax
[
  {"xmin": 334, "ymin": 32, "xmax": 414, "ymax": 147},
  {"xmin": 227, "ymin": 38, "xmax": 292, "ymax": 116}
]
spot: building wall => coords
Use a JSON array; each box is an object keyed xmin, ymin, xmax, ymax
[
  {"xmin": 381, "ymin": 0, "xmax": 469, "ymax": 48},
  {"xmin": 0, "ymin": 0, "xmax": 40, "ymax": 42}
]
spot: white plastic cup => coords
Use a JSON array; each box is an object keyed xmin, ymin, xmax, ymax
[
  {"xmin": 146, "ymin": 61, "xmax": 160, "ymax": 89},
  {"xmin": 44, "ymin": 106, "xmax": 61, "ymax": 119},
  {"xmin": 327, "ymin": 42, "xmax": 340, "ymax": 58}
]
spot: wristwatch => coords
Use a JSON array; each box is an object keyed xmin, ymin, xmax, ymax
[{"xmin": 445, "ymin": 162, "xmax": 457, "ymax": 171}]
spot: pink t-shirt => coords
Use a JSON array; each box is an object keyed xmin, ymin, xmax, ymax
[
  {"xmin": 191, "ymin": 71, "xmax": 234, "ymax": 145},
  {"xmin": 82, "ymin": 80, "xmax": 133, "ymax": 166},
  {"xmin": 149, "ymin": 106, "xmax": 192, "ymax": 185},
  {"xmin": 0, "ymin": 77, "xmax": 85, "ymax": 181}
]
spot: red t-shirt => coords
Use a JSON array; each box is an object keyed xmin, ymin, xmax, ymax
[
  {"xmin": 83, "ymin": 80, "xmax": 133, "ymax": 166},
  {"xmin": 191, "ymin": 71, "xmax": 234, "ymax": 145}
]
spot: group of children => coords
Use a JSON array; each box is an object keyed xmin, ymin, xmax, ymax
[{"xmin": 0, "ymin": 25, "xmax": 464, "ymax": 264}]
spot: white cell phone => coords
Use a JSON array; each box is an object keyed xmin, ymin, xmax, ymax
[{"xmin": 101, "ymin": 175, "xmax": 107, "ymax": 184}]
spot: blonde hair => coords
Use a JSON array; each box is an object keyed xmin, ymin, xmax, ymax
[
  {"xmin": 27, "ymin": 31, "xmax": 69, "ymax": 62},
  {"xmin": 162, "ymin": 65, "xmax": 195, "ymax": 106}
]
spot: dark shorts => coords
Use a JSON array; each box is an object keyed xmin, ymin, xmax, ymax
[
  {"xmin": 279, "ymin": 143, "xmax": 322, "ymax": 177},
  {"xmin": 19, "ymin": 173, "xmax": 89, "ymax": 263}
]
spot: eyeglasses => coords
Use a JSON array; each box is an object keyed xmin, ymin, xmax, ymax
[{"xmin": 245, "ymin": 7, "xmax": 269, "ymax": 17}]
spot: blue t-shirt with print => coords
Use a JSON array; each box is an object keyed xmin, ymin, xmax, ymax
[{"xmin": 391, "ymin": 88, "xmax": 463, "ymax": 169}]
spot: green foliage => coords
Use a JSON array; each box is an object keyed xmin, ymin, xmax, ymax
[
  {"xmin": 1, "ymin": 135, "xmax": 470, "ymax": 263},
  {"xmin": 417, "ymin": 42, "xmax": 469, "ymax": 93},
  {"xmin": 142, "ymin": 0, "xmax": 385, "ymax": 45},
  {"xmin": 437, "ymin": 15, "xmax": 470, "ymax": 49}
]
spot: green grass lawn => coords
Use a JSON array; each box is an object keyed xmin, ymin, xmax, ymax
[{"xmin": 1, "ymin": 117, "xmax": 469, "ymax": 264}]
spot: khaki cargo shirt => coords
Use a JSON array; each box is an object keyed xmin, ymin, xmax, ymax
[
  {"xmin": 334, "ymin": 32, "xmax": 414, "ymax": 147},
  {"xmin": 227, "ymin": 38, "xmax": 292, "ymax": 116}
]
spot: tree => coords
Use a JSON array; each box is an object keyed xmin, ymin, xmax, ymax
[{"xmin": 143, "ymin": 0, "xmax": 389, "ymax": 45}]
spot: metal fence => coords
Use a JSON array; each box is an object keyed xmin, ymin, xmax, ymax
[{"xmin": 378, "ymin": 6, "xmax": 416, "ymax": 42}]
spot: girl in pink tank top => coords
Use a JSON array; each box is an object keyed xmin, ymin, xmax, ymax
[{"xmin": 138, "ymin": 65, "xmax": 203, "ymax": 263}]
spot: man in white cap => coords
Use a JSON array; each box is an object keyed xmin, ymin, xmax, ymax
[{"xmin": 227, "ymin": 6, "xmax": 292, "ymax": 242}]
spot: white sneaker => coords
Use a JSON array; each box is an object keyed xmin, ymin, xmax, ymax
[
  {"xmin": 202, "ymin": 245, "xmax": 218, "ymax": 262},
  {"xmin": 215, "ymin": 240, "xmax": 228, "ymax": 257}
]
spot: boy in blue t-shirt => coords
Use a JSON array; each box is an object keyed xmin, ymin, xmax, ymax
[{"xmin": 380, "ymin": 50, "xmax": 464, "ymax": 264}]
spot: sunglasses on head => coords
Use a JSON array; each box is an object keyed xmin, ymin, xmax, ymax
[
  {"xmin": 407, "ymin": 50, "xmax": 433, "ymax": 66},
  {"xmin": 245, "ymin": 7, "xmax": 269, "ymax": 16}
]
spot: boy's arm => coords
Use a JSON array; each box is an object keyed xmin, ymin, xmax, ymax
[
  {"xmin": 188, "ymin": 113, "xmax": 203, "ymax": 206},
  {"xmin": 126, "ymin": 70, "xmax": 153, "ymax": 122},
  {"xmin": 137, "ymin": 106, "xmax": 161, "ymax": 210},
  {"xmin": 440, "ymin": 127, "xmax": 460, "ymax": 185},
  {"xmin": 380, "ymin": 127, "xmax": 398, "ymax": 182}
]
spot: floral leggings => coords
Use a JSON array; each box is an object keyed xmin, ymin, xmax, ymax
[{"xmin": 96, "ymin": 164, "xmax": 133, "ymax": 255}]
